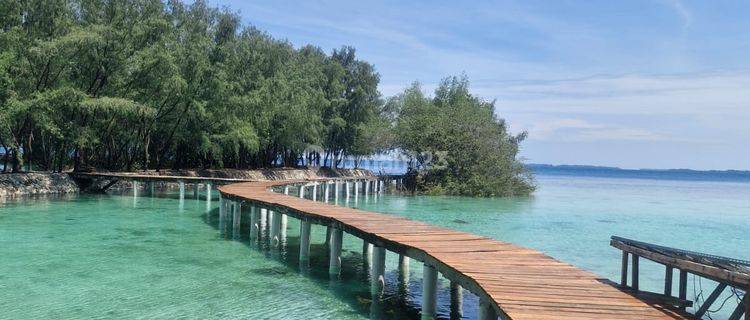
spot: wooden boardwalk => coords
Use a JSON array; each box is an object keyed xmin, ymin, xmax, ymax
[{"xmin": 219, "ymin": 180, "xmax": 694, "ymax": 320}]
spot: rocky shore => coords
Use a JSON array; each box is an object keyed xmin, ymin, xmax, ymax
[
  {"xmin": 0, "ymin": 173, "xmax": 80, "ymax": 197},
  {"xmin": 0, "ymin": 168, "xmax": 372, "ymax": 197}
]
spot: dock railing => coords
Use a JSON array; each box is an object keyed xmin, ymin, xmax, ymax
[{"xmin": 611, "ymin": 236, "xmax": 749, "ymax": 319}]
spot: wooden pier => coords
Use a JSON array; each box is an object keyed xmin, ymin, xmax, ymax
[
  {"xmin": 218, "ymin": 179, "xmax": 695, "ymax": 320},
  {"xmin": 612, "ymin": 236, "xmax": 749, "ymax": 320}
]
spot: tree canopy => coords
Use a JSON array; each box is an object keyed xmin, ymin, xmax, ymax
[
  {"xmin": 391, "ymin": 76, "xmax": 535, "ymax": 196},
  {"xmin": 0, "ymin": 0, "xmax": 382, "ymax": 172},
  {"xmin": 0, "ymin": 0, "xmax": 533, "ymax": 197}
]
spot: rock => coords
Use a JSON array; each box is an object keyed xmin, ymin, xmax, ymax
[{"xmin": 0, "ymin": 173, "xmax": 79, "ymax": 197}]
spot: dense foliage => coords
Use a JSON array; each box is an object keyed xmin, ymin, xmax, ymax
[
  {"xmin": 0, "ymin": 0, "xmax": 382, "ymax": 172},
  {"xmin": 0, "ymin": 0, "xmax": 533, "ymax": 196},
  {"xmin": 390, "ymin": 77, "xmax": 535, "ymax": 196}
]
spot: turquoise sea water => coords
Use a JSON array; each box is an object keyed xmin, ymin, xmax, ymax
[
  {"xmin": 1, "ymin": 173, "xmax": 748, "ymax": 319},
  {"xmin": 359, "ymin": 175, "xmax": 750, "ymax": 318}
]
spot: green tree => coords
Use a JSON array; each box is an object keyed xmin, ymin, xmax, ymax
[{"xmin": 393, "ymin": 76, "xmax": 534, "ymax": 196}]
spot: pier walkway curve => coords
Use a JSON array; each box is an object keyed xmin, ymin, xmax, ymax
[{"xmin": 219, "ymin": 179, "xmax": 694, "ymax": 320}]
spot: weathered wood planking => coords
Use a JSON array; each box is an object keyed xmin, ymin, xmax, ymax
[{"xmin": 220, "ymin": 180, "xmax": 692, "ymax": 320}]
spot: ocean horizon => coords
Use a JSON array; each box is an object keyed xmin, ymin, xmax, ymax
[{"xmin": 346, "ymin": 159, "xmax": 750, "ymax": 182}]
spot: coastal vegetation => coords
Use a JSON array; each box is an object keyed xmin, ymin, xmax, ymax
[
  {"xmin": 0, "ymin": 0, "xmax": 533, "ymax": 196},
  {"xmin": 390, "ymin": 77, "xmax": 534, "ymax": 196}
]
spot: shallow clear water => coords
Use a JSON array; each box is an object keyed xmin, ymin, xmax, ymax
[
  {"xmin": 356, "ymin": 175, "xmax": 750, "ymax": 318},
  {"xmin": 1, "ymin": 174, "xmax": 749, "ymax": 319}
]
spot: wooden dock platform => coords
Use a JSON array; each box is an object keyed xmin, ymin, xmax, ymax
[{"xmin": 219, "ymin": 180, "xmax": 694, "ymax": 320}]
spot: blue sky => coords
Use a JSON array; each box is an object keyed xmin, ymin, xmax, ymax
[{"xmin": 211, "ymin": 0, "xmax": 750, "ymax": 170}]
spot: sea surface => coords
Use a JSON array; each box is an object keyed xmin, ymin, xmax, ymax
[{"xmin": 1, "ymin": 169, "xmax": 748, "ymax": 319}]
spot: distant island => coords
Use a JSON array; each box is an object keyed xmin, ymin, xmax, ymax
[{"xmin": 528, "ymin": 164, "xmax": 750, "ymax": 182}]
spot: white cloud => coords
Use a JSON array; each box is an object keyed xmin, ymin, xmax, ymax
[
  {"xmin": 477, "ymin": 70, "xmax": 750, "ymax": 147},
  {"xmin": 528, "ymin": 118, "xmax": 667, "ymax": 142},
  {"xmin": 481, "ymin": 70, "xmax": 750, "ymax": 116},
  {"xmin": 661, "ymin": 0, "xmax": 693, "ymax": 29}
]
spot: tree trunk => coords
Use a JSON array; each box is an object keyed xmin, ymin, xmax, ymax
[
  {"xmin": 56, "ymin": 145, "xmax": 65, "ymax": 172},
  {"xmin": 2, "ymin": 148, "xmax": 8, "ymax": 173},
  {"xmin": 73, "ymin": 148, "xmax": 80, "ymax": 172},
  {"xmin": 11, "ymin": 148, "xmax": 22, "ymax": 173},
  {"xmin": 143, "ymin": 134, "xmax": 150, "ymax": 171},
  {"xmin": 25, "ymin": 134, "xmax": 33, "ymax": 172}
]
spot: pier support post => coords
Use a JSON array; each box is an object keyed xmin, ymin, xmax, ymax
[
  {"xmin": 219, "ymin": 199, "xmax": 228, "ymax": 235},
  {"xmin": 362, "ymin": 241, "xmax": 373, "ymax": 268},
  {"xmin": 329, "ymin": 228, "xmax": 343, "ymax": 276},
  {"xmin": 283, "ymin": 185, "xmax": 289, "ymax": 195},
  {"xmin": 312, "ymin": 183, "xmax": 318, "ymax": 201},
  {"xmin": 205, "ymin": 183, "xmax": 212, "ymax": 210},
  {"xmin": 478, "ymin": 299, "xmax": 497, "ymax": 320},
  {"xmin": 269, "ymin": 210, "xmax": 281, "ymax": 246},
  {"xmin": 132, "ymin": 180, "xmax": 139, "ymax": 197},
  {"xmin": 664, "ymin": 266, "xmax": 673, "ymax": 296},
  {"xmin": 345, "ymin": 181, "xmax": 350, "ymax": 199},
  {"xmin": 620, "ymin": 251, "xmax": 629, "ymax": 287},
  {"xmin": 355, "ymin": 180, "xmax": 360, "ymax": 198},
  {"xmin": 179, "ymin": 180, "xmax": 185, "ymax": 200},
  {"xmin": 250, "ymin": 206, "xmax": 259, "ymax": 241},
  {"xmin": 219, "ymin": 196, "xmax": 225, "ymax": 219},
  {"xmin": 299, "ymin": 220, "xmax": 311, "ymax": 262},
  {"xmin": 193, "ymin": 183, "xmax": 199, "ymax": 199},
  {"xmin": 324, "ymin": 182, "xmax": 330, "ymax": 202},
  {"xmin": 421, "ymin": 264, "xmax": 438, "ymax": 320},
  {"xmin": 280, "ymin": 213, "xmax": 287, "ymax": 241},
  {"xmin": 325, "ymin": 226, "xmax": 332, "ymax": 245},
  {"xmin": 299, "ymin": 185, "xmax": 305, "ymax": 199},
  {"xmin": 398, "ymin": 255, "xmax": 410, "ymax": 291},
  {"xmin": 450, "ymin": 281, "xmax": 463, "ymax": 320},
  {"xmin": 371, "ymin": 246, "xmax": 386, "ymax": 295},
  {"xmin": 334, "ymin": 181, "xmax": 340, "ymax": 204},
  {"xmin": 632, "ymin": 254, "xmax": 639, "ymax": 292},
  {"xmin": 259, "ymin": 208, "xmax": 268, "ymax": 235},
  {"xmin": 232, "ymin": 201, "xmax": 241, "ymax": 239},
  {"xmin": 379, "ymin": 180, "xmax": 384, "ymax": 194}
]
